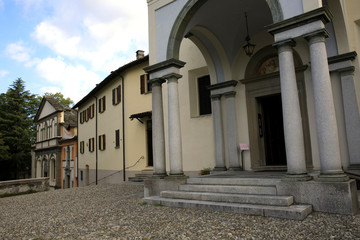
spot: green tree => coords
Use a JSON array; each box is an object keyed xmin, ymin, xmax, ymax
[
  {"xmin": 41, "ymin": 92, "xmax": 74, "ymax": 108},
  {"xmin": 0, "ymin": 78, "xmax": 37, "ymax": 180}
]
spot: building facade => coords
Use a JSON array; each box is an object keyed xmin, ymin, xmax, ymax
[
  {"xmin": 33, "ymin": 96, "xmax": 78, "ymax": 189},
  {"xmin": 144, "ymin": 0, "xmax": 360, "ymax": 215},
  {"xmin": 74, "ymin": 52, "xmax": 151, "ymax": 186}
]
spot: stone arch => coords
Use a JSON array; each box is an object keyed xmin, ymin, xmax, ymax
[{"xmin": 166, "ymin": 0, "xmax": 284, "ymax": 60}]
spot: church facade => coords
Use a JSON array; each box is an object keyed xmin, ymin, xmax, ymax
[{"xmin": 144, "ymin": 0, "xmax": 360, "ymax": 216}]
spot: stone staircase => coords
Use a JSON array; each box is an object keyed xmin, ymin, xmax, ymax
[
  {"xmin": 143, "ymin": 176, "xmax": 313, "ymax": 220},
  {"xmin": 128, "ymin": 169, "xmax": 153, "ymax": 182}
]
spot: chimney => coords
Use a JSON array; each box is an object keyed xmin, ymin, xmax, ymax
[{"xmin": 136, "ymin": 50, "xmax": 145, "ymax": 59}]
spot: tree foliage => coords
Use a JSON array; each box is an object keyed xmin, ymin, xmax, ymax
[
  {"xmin": 0, "ymin": 78, "xmax": 38, "ymax": 180},
  {"xmin": 41, "ymin": 92, "xmax": 74, "ymax": 108}
]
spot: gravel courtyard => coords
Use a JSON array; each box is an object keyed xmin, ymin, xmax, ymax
[{"xmin": 0, "ymin": 183, "xmax": 359, "ymax": 240}]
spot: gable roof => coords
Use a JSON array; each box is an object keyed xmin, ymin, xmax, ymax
[
  {"xmin": 73, "ymin": 55, "xmax": 149, "ymax": 109},
  {"xmin": 34, "ymin": 96, "xmax": 65, "ymax": 122}
]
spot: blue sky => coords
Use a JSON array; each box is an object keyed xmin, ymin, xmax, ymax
[{"xmin": 0, "ymin": 0, "xmax": 148, "ymax": 103}]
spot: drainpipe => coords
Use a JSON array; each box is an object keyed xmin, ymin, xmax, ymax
[
  {"xmin": 94, "ymin": 96, "xmax": 98, "ymax": 185},
  {"xmin": 121, "ymin": 76, "xmax": 126, "ymax": 181}
]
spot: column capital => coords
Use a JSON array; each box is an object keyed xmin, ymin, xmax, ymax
[
  {"xmin": 144, "ymin": 58, "xmax": 186, "ymax": 74},
  {"xmin": 211, "ymin": 94, "xmax": 222, "ymax": 100},
  {"xmin": 162, "ymin": 73, "xmax": 183, "ymax": 81},
  {"xmin": 149, "ymin": 78, "xmax": 166, "ymax": 86},
  {"xmin": 304, "ymin": 29, "xmax": 329, "ymax": 43},
  {"xmin": 273, "ymin": 39, "xmax": 296, "ymax": 50},
  {"xmin": 223, "ymin": 91, "xmax": 236, "ymax": 98}
]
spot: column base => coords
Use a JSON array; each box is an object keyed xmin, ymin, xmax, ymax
[
  {"xmin": 282, "ymin": 173, "xmax": 312, "ymax": 181},
  {"xmin": 317, "ymin": 173, "xmax": 350, "ymax": 182},
  {"xmin": 168, "ymin": 173, "xmax": 185, "ymax": 177},
  {"xmin": 228, "ymin": 167, "xmax": 242, "ymax": 171},
  {"xmin": 152, "ymin": 173, "xmax": 168, "ymax": 179},
  {"xmin": 213, "ymin": 167, "xmax": 227, "ymax": 171}
]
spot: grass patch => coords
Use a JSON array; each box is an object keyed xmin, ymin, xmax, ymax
[
  {"xmin": 0, "ymin": 189, "xmax": 38, "ymax": 198},
  {"xmin": 139, "ymin": 202, "xmax": 147, "ymax": 206}
]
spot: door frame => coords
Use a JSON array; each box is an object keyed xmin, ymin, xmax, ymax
[{"xmin": 240, "ymin": 66, "xmax": 312, "ymax": 171}]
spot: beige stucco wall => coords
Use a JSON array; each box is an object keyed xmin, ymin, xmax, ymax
[{"xmin": 77, "ymin": 59, "xmax": 151, "ymax": 184}]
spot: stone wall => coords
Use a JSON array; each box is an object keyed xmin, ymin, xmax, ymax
[{"xmin": 0, "ymin": 178, "xmax": 49, "ymax": 195}]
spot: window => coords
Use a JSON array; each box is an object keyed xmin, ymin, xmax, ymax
[
  {"xmin": 80, "ymin": 141, "xmax": 85, "ymax": 154},
  {"xmin": 115, "ymin": 129, "xmax": 120, "ymax": 148},
  {"xmin": 198, "ymin": 75, "xmax": 212, "ymax": 115},
  {"xmin": 80, "ymin": 111, "xmax": 84, "ymax": 124},
  {"xmin": 99, "ymin": 96, "xmax": 106, "ymax": 113},
  {"xmin": 89, "ymin": 104, "xmax": 94, "ymax": 119},
  {"xmin": 140, "ymin": 74, "xmax": 151, "ymax": 94},
  {"xmin": 112, "ymin": 85, "xmax": 121, "ymax": 105},
  {"xmin": 88, "ymin": 138, "xmax": 94, "ymax": 152},
  {"xmin": 99, "ymin": 134, "xmax": 106, "ymax": 151}
]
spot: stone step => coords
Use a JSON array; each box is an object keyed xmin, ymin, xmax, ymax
[
  {"xmin": 161, "ymin": 191, "xmax": 293, "ymax": 206},
  {"xmin": 143, "ymin": 196, "xmax": 312, "ymax": 220},
  {"xmin": 179, "ymin": 184, "xmax": 277, "ymax": 195},
  {"xmin": 187, "ymin": 177, "xmax": 280, "ymax": 186}
]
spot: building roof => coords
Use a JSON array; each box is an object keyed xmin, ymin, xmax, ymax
[
  {"xmin": 62, "ymin": 109, "xmax": 78, "ymax": 128},
  {"xmin": 73, "ymin": 55, "xmax": 149, "ymax": 109},
  {"xmin": 34, "ymin": 96, "xmax": 65, "ymax": 122}
]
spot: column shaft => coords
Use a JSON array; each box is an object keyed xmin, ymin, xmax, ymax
[
  {"xmin": 224, "ymin": 92, "xmax": 241, "ymax": 170},
  {"xmin": 306, "ymin": 31, "xmax": 348, "ymax": 181},
  {"xmin": 211, "ymin": 94, "xmax": 226, "ymax": 171},
  {"xmin": 277, "ymin": 40, "xmax": 310, "ymax": 180},
  {"xmin": 166, "ymin": 74, "xmax": 183, "ymax": 175},
  {"xmin": 150, "ymin": 79, "xmax": 167, "ymax": 177}
]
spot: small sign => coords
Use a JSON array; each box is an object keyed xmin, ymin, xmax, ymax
[{"xmin": 239, "ymin": 143, "xmax": 249, "ymax": 151}]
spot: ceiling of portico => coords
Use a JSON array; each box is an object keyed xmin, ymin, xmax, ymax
[{"xmin": 183, "ymin": 0, "xmax": 273, "ymax": 64}]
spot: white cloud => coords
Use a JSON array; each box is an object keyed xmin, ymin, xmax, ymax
[
  {"xmin": 5, "ymin": 41, "xmax": 31, "ymax": 62},
  {"xmin": 36, "ymin": 57, "xmax": 100, "ymax": 102},
  {"xmin": 0, "ymin": 70, "xmax": 8, "ymax": 78},
  {"xmin": 32, "ymin": 0, "xmax": 148, "ymax": 72}
]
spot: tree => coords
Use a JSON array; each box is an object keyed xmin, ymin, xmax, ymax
[
  {"xmin": 0, "ymin": 78, "xmax": 38, "ymax": 180},
  {"xmin": 41, "ymin": 92, "xmax": 74, "ymax": 108}
]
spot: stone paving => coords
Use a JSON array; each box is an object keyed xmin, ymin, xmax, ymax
[{"xmin": 0, "ymin": 183, "xmax": 359, "ymax": 240}]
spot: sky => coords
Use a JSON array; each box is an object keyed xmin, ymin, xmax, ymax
[{"xmin": 0, "ymin": 0, "xmax": 149, "ymax": 103}]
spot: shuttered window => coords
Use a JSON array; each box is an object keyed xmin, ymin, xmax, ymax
[
  {"xmin": 99, "ymin": 96, "xmax": 106, "ymax": 113},
  {"xmin": 112, "ymin": 85, "xmax": 121, "ymax": 105},
  {"xmin": 99, "ymin": 134, "xmax": 106, "ymax": 151},
  {"xmin": 80, "ymin": 141, "xmax": 85, "ymax": 154},
  {"xmin": 88, "ymin": 138, "xmax": 94, "ymax": 152},
  {"xmin": 115, "ymin": 129, "xmax": 120, "ymax": 148}
]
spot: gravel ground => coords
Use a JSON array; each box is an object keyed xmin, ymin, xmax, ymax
[{"xmin": 0, "ymin": 183, "xmax": 359, "ymax": 240}]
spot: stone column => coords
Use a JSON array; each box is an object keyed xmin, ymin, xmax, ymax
[
  {"xmin": 305, "ymin": 30, "xmax": 348, "ymax": 181},
  {"xmin": 275, "ymin": 40, "xmax": 311, "ymax": 181},
  {"xmin": 164, "ymin": 73, "xmax": 184, "ymax": 175},
  {"xmin": 150, "ymin": 78, "xmax": 167, "ymax": 177},
  {"xmin": 224, "ymin": 91, "xmax": 241, "ymax": 170},
  {"xmin": 211, "ymin": 94, "xmax": 226, "ymax": 171}
]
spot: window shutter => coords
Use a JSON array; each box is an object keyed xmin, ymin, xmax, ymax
[
  {"xmin": 80, "ymin": 112, "xmax": 83, "ymax": 124},
  {"xmin": 99, "ymin": 135, "xmax": 102, "ymax": 150},
  {"xmin": 115, "ymin": 130, "xmax": 120, "ymax": 147},
  {"xmin": 98, "ymin": 98, "xmax": 102, "ymax": 113},
  {"xmin": 103, "ymin": 135, "xmax": 106, "ymax": 150},
  {"xmin": 103, "ymin": 96, "xmax": 106, "ymax": 111},
  {"xmin": 140, "ymin": 74, "xmax": 145, "ymax": 94},
  {"xmin": 146, "ymin": 74, "xmax": 152, "ymax": 92},
  {"xmin": 117, "ymin": 85, "xmax": 121, "ymax": 103},
  {"xmin": 112, "ymin": 88, "xmax": 115, "ymax": 105}
]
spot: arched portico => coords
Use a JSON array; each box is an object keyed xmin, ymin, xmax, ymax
[{"xmin": 146, "ymin": 0, "xmax": 350, "ymax": 182}]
